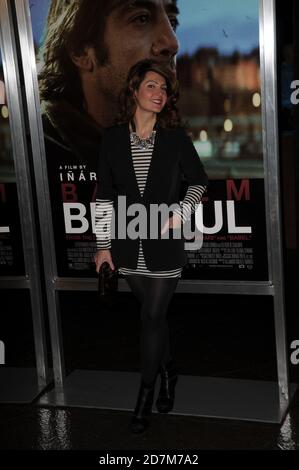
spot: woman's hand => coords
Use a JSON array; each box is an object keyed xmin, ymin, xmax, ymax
[
  {"xmin": 94, "ymin": 249, "xmax": 115, "ymax": 273},
  {"xmin": 161, "ymin": 212, "xmax": 182, "ymax": 236}
]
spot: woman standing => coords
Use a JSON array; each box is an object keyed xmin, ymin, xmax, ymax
[{"xmin": 94, "ymin": 59, "xmax": 208, "ymax": 434}]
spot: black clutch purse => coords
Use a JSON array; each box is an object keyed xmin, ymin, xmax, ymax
[{"xmin": 98, "ymin": 262, "xmax": 118, "ymax": 304}]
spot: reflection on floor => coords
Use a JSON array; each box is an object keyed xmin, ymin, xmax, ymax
[{"xmin": 0, "ymin": 265, "xmax": 298, "ymax": 450}]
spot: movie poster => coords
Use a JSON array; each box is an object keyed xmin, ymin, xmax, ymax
[
  {"xmin": 184, "ymin": 179, "xmax": 268, "ymax": 280},
  {"xmin": 29, "ymin": 0, "xmax": 267, "ymax": 280},
  {"xmin": 0, "ymin": 50, "xmax": 25, "ymax": 276},
  {"xmin": 0, "ymin": 183, "xmax": 25, "ymax": 275}
]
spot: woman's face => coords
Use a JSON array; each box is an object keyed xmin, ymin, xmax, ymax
[{"xmin": 133, "ymin": 71, "xmax": 168, "ymax": 114}]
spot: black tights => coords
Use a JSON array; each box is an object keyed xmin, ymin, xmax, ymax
[{"xmin": 125, "ymin": 275, "xmax": 179, "ymax": 385}]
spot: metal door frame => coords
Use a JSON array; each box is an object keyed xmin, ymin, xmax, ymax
[
  {"xmin": 0, "ymin": 0, "xmax": 50, "ymax": 400},
  {"xmin": 13, "ymin": 0, "xmax": 292, "ymax": 422}
]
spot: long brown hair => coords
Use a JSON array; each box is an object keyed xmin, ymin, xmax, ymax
[
  {"xmin": 38, "ymin": 0, "xmax": 178, "ymax": 111},
  {"xmin": 38, "ymin": 0, "xmax": 115, "ymax": 108},
  {"xmin": 115, "ymin": 59, "xmax": 183, "ymax": 129}
]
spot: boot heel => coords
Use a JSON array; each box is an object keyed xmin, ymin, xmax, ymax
[
  {"xmin": 130, "ymin": 379, "xmax": 155, "ymax": 434},
  {"xmin": 156, "ymin": 365, "xmax": 178, "ymax": 414}
]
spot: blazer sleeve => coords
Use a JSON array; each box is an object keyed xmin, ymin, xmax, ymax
[
  {"xmin": 96, "ymin": 129, "xmax": 116, "ymax": 200},
  {"xmin": 178, "ymin": 127, "xmax": 209, "ymax": 187}
]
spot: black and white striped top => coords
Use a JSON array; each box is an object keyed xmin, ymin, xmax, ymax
[{"xmin": 95, "ymin": 132, "xmax": 206, "ymax": 278}]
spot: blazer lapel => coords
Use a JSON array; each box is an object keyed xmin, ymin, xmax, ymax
[
  {"xmin": 121, "ymin": 123, "xmax": 140, "ymax": 199},
  {"xmin": 143, "ymin": 124, "xmax": 164, "ymax": 200}
]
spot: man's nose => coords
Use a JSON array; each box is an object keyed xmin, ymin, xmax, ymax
[{"xmin": 151, "ymin": 16, "xmax": 179, "ymax": 61}]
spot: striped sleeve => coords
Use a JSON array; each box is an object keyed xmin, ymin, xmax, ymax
[
  {"xmin": 173, "ymin": 184, "xmax": 206, "ymax": 223},
  {"xmin": 95, "ymin": 198, "xmax": 114, "ymax": 250}
]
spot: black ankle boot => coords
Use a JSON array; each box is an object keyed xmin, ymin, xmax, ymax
[
  {"xmin": 130, "ymin": 379, "xmax": 155, "ymax": 434},
  {"xmin": 155, "ymin": 360, "xmax": 178, "ymax": 414}
]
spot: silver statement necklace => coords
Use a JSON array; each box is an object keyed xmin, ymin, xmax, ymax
[{"xmin": 129, "ymin": 120, "xmax": 157, "ymax": 150}]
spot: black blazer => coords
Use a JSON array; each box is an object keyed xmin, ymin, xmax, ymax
[{"xmin": 96, "ymin": 122, "xmax": 208, "ymax": 270}]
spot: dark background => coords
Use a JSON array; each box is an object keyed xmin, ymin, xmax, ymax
[
  {"xmin": 0, "ymin": 0, "xmax": 299, "ymax": 452},
  {"xmin": 1, "ymin": 0, "xmax": 298, "ymax": 383}
]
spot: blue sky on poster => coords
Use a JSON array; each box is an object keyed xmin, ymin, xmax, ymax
[
  {"xmin": 30, "ymin": 0, "xmax": 259, "ymax": 57},
  {"xmin": 176, "ymin": 0, "xmax": 259, "ymax": 55}
]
